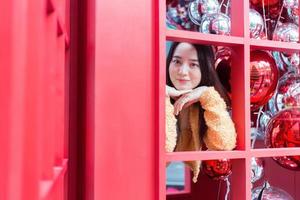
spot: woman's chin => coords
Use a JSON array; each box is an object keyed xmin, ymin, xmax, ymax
[{"xmin": 175, "ymin": 85, "xmax": 192, "ymax": 91}]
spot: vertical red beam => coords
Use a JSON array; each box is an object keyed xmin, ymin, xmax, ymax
[
  {"xmin": 94, "ymin": 0, "xmax": 156, "ymax": 199},
  {"xmin": 0, "ymin": 1, "xmax": 13, "ymax": 199},
  {"xmin": 22, "ymin": 0, "xmax": 46, "ymax": 198},
  {"xmin": 157, "ymin": 0, "xmax": 166, "ymax": 199},
  {"xmin": 230, "ymin": 1, "xmax": 250, "ymax": 199},
  {"xmin": 55, "ymin": 0, "xmax": 66, "ymax": 166},
  {"xmin": 43, "ymin": 7, "xmax": 57, "ymax": 179},
  {"xmin": 64, "ymin": 0, "xmax": 70, "ymax": 199}
]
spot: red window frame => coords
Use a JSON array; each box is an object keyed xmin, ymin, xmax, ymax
[{"xmin": 158, "ymin": 1, "xmax": 300, "ymax": 199}]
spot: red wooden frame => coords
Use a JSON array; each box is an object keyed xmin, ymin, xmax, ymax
[{"xmin": 160, "ymin": 1, "xmax": 300, "ymax": 200}]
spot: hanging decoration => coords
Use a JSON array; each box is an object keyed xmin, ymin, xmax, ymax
[
  {"xmin": 250, "ymin": 50, "xmax": 279, "ymax": 111},
  {"xmin": 280, "ymin": 53, "xmax": 300, "ymax": 70},
  {"xmin": 166, "ymin": 0, "xmax": 231, "ymax": 34},
  {"xmin": 272, "ymin": 72, "xmax": 300, "ymax": 114},
  {"xmin": 202, "ymin": 159, "xmax": 232, "ymax": 200},
  {"xmin": 283, "ymin": 0, "xmax": 298, "ymax": 9},
  {"xmin": 286, "ymin": 0, "xmax": 299, "ymax": 25},
  {"xmin": 202, "ymin": 159, "xmax": 232, "ymax": 180},
  {"xmin": 251, "ymin": 0, "xmax": 282, "ymax": 7},
  {"xmin": 272, "ymin": 22, "xmax": 299, "ymax": 42},
  {"xmin": 251, "ymin": 157, "xmax": 265, "ymax": 183},
  {"xmin": 198, "ymin": 0, "xmax": 220, "ymax": 15},
  {"xmin": 188, "ymin": 0, "xmax": 202, "ymax": 25},
  {"xmin": 215, "ymin": 46, "xmax": 232, "ymax": 96},
  {"xmin": 200, "ymin": 13, "xmax": 231, "ymax": 35},
  {"xmin": 252, "ymin": 181, "xmax": 294, "ymax": 200},
  {"xmin": 249, "ymin": 9, "xmax": 265, "ymax": 38},
  {"xmin": 166, "ymin": 0, "xmax": 196, "ymax": 30},
  {"xmin": 249, "ymin": 0, "xmax": 299, "ymax": 40},
  {"xmin": 265, "ymin": 107, "xmax": 300, "ymax": 170}
]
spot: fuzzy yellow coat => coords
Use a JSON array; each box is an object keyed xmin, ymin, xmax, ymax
[{"xmin": 165, "ymin": 87, "xmax": 237, "ymax": 183}]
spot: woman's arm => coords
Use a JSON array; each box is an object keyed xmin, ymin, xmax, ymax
[
  {"xmin": 165, "ymin": 86, "xmax": 191, "ymax": 152},
  {"xmin": 165, "ymin": 96, "xmax": 177, "ymax": 152},
  {"xmin": 199, "ymin": 87, "xmax": 237, "ymax": 150}
]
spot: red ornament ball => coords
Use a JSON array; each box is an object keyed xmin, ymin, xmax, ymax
[
  {"xmin": 251, "ymin": 0, "xmax": 283, "ymax": 19},
  {"xmin": 250, "ymin": 50, "xmax": 279, "ymax": 110},
  {"xmin": 202, "ymin": 159, "xmax": 232, "ymax": 180},
  {"xmin": 215, "ymin": 47, "xmax": 232, "ymax": 95},
  {"xmin": 265, "ymin": 107, "xmax": 300, "ymax": 170},
  {"xmin": 251, "ymin": 0, "xmax": 281, "ymax": 6}
]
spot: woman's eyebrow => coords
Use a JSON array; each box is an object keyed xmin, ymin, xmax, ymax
[
  {"xmin": 172, "ymin": 55, "xmax": 182, "ymax": 59},
  {"xmin": 189, "ymin": 59, "xmax": 199, "ymax": 62}
]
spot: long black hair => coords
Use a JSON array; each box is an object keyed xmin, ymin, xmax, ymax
[{"xmin": 166, "ymin": 42, "xmax": 230, "ymax": 141}]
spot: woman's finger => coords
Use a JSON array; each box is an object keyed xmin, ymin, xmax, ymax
[
  {"xmin": 178, "ymin": 96, "xmax": 190, "ymax": 114},
  {"xmin": 174, "ymin": 98, "xmax": 182, "ymax": 115},
  {"xmin": 174, "ymin": 95, "xmax": 190, "ymax": 115}
]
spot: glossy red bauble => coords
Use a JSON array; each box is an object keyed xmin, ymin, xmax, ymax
[
  {"xmin": 251, "ymin": 0, "xmax": 283, "ymax": 19},
  {"xmin": 215, "ymin": 46, "xmax": 232, "ymax": 95},
  {"xmin": 265, "ymin": 107, "xmax": 300, "ymax": 170},
  {"xmin": 202, "ymin": 159, "xmax": 232, "ymax": 180},
  {"xmin": 250, "ymin": 50, "xmax": 279, "ymax": 110},
  {"xmin": 251, "ymin": 0, "xmax": 281, "ymax": 7}
]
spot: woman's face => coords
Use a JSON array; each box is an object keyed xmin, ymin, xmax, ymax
[{"xmin": 169, "ymin": 43, "xmax": 201, "ymax": 90}]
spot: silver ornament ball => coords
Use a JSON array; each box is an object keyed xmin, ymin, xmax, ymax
[{"xmin": 249, "ymin": 9, "xmax": 264, "ymax": 39}]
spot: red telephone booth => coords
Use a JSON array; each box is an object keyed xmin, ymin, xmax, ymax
[
  {"xmin": 91, "ymin": 1, "xmax": 300, "ymax": 200},
  {"xmin": 1, "ymin": 0, "xmax": 300, "ymax": 200}
]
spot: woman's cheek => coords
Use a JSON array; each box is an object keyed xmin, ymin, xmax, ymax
[{"xmin": 169, "ymin": 66, "xmax": 177, "ymax": 82}]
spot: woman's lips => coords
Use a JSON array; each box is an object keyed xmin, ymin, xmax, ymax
[{"xmin": 177, "ymin": 79, "xmax": 189, "ymax": 84}]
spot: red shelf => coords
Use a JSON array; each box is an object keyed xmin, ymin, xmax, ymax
[
  {"xmin": 166, "ymin": 150, "xmax": 245, "ymax": 162},
  {"xmin": 251, "ymin": 148, "xmax": 300, "ymax": 158},
  {"xmin": 250, "ymin": 39, "xmax": 300, "ymax": 53},
  {"xmin": 166, "ymin": 29, "xmax": 244, "ymax": 46}
]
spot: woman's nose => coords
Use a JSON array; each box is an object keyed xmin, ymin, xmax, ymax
[{"xmin": 178, "ymin": 64, "xmax": 189, "ymax": 75}]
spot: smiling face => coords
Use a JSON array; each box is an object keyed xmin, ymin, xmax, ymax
[{"xmin": 169, "ymin": 43, "xmax": 202, "ymax": 90}]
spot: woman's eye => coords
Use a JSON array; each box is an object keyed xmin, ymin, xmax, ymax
[
  {"xmin": 190, "ymin": 63, "xmax": 199, "ymax": 68},
  {"xmin": 172, "ymin": 59, "xmax": 181, "ymax": 65}
]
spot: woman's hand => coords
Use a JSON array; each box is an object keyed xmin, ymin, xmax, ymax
[
  {"xmin": 173, "ymin": 86, "xmax": 208, "ymax": 116},
  {"xmin": 166, "ymin": 85, "xmax": 191, "ymax": 100}
]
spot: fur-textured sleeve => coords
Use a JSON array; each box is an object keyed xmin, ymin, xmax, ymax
[
  {"xmin": 165, "ymin": 96, "xmax": 177, "ymax": 152},
  {"xmin": 199, "ymin": 87, "xmax": 237, "ymax": 150}
]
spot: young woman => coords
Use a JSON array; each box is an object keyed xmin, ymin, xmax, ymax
[{"xmin": 165, "ymin": 42, "xmax": 237, "ymax": 183}]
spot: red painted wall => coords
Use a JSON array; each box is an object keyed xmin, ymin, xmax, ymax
[
  {"xmin": 93, "ymin": 0, "xmax": 158, "ymax": 199},
  {"xmin": 0, "ymin": 0, "xmax": 68, "ymax": 199}
]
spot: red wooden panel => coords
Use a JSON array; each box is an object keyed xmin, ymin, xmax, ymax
[
  {"xmin": 0, "ymin": 1, "xmax": 13, "ymax": 199},
  {"xmin": 94, "ymin": 0, "xmax": 156, "ymax": 199},
  {"xmin": 22, "ymin": 0, "xmax": 46, "ymax": 198},
  {"xmin": 0, "ymin": 0, "xmax": 67, "ymax": 199},
  {"xmin": 43, "ymin": 8, "xmax": 57, "ymax": 180}
]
